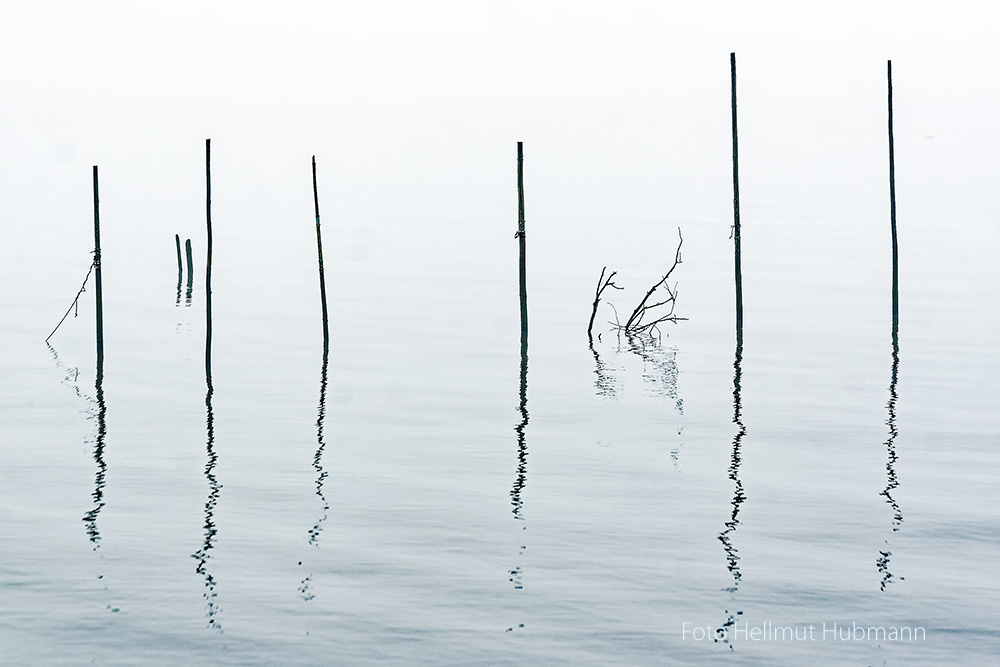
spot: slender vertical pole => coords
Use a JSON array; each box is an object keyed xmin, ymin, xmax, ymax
[
  {"xmin": 517, "ymin": 142, "xmax": 527, "ymax": 345},
  {"xmin": 511, "ymin": 143, "xmax": 529, "ymax": 599},
  {"xmin": 205, "ymin": 139, "xmax": 213, "ymax": 374},
  {"xmin": 887, "ymin": 60, "xmax": 898, "ymax": 336},
  {"xmin": 730, "ymin": 53, "xmax": 743, "ymax": 349},
  {"xmin": 175, "ymin": 234, "xmax": 183, "ymax": 305},
  {"xmin": 185, "ymin": 239, "xmax": 195, "ymax": 289},
  {"xmin": 194, "ymin": 137, "xmax": 221, "ymax": 627},
  {"xmin": 93, "ymin": 166, "xmax": 104, "ymax": 370},
  {"xmin": 175, "ymin": 234, "xmax": 183, "ymax": 279},
  {"xmin": 312, "ymin": 156, "xmax": 330, "ymax": 350},
  {"xmin": 85, "ymin": 164, "xmax": 107, "ymax": 549},
  {"xmin": 300, "ymin": 156, "xmax": 332, "ymax": 599}
]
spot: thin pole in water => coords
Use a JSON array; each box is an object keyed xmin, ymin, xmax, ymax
[
  {"xmin": 730, "ymin": 52, "xmax": 743, "ymax": 350},
  {"xmin": 175, "ymin": 234, "xmax": 183, "ymax": 280},
  {"xmin": 205, "ymin": 139, "xmax": 213, "ymax": 375},
  {"xmin": 175, "ymin": 234, "xmax": 183, "ymax": 305},
  {"xmin": 887, "ymin": 60, "xmax": 898, "ymax": 335},
  {"xmin": 185, "ymin": 239, "xmax": 194, "ymax": 290},
  {"xmin": 312, "ymin": 155, "xmax": 330, "ymax": 350},
  {"xmin": 516, "ymin": 142, "xmax": 527, "ymax": 345},
  {"xmin": 93, "ymin": 165, "xmax": 104, "ymax": 370}
]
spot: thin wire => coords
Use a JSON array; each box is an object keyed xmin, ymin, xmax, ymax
[{"xmin": 46, "ymin": 261, "xmax": 96, "ymax": 342}]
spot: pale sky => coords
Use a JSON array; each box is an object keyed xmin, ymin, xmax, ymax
[{"xmin": 2, "ymin": 0, "xmax": 997, "ymax": 270}]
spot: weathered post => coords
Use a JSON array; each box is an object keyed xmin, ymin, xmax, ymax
[
  {"xmin": 730, "ymin": 53, "xmax": 743, "ymax": 349},
  {"xmin": 93, "ymin": 166, "xmax": 104, "ymax": 369},
  {"xmin": 312, "ymin": 156, "xmax": 330, "ymax": 350}
]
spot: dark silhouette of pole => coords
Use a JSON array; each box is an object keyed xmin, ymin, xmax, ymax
[
  {"xmin": 878, "ymin": 60, "xmax": 903, "ymax": 592},
  {"xmin": 193, "ymin": 137, "xmax": 221, "ymax": 628},
  {"xmin": 85, "ymin": 165, "xmax": 107, "ymax": 549},
  {"xmin": 299, "ymin": 156, "xmax": 332, "ymax": 601},
  {"xmin": 507, "ymin": 141, "xmax": 530, "ymax": 611},
  {"xmin": 93, "ymin": 166, "xmax": 104, "ymax": 369},
  {"xmin": 175, "ymin": 234, "xmax": 183, "ymax": 301},
  {"xmin": 730, "ymin": 53, "xmax": 743, "ymax": 348},
  {"xmin": 887, "ymin": 60, "xmax": 898, "ymax": 333},
  {"xmin": 185, "ymin": 238, "xmax": 195, "ymax": 302},
  {"xmin": 205, "ymin": 139, "xmax": 213, "ymax": 373},
  {"xmin": 312, "ymin": 156, "xmax": 330, "ymax": 350},
  {"xmin": 516, "ymin": 142, "xmax": 527, "ymax": 346}
]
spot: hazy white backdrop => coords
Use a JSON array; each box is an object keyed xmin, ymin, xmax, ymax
[{"xmin": 2, "ymin": 2, "xmax": 999, "ymax": 665}]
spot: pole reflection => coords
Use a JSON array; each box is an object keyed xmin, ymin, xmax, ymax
[
  {"xmin": 82, "ymin": 353, "xmax": 108, "ymax": 548},
  {"xmin": 48, "ymin": 342, "xmax": 107, "ymax": 548},
  {"xmin": 299, "ymin": 341, "xmax": 330, "ymax": 601},
  {"xmin": 877, "ymin": 296, "xmax": 903, "ymax": 590},
  {"xmin": 716, "ymin": 325, "xmax": 746, "ymax": 645},
  {"xmin": 717, "ymin": 339, "xmax": 746, "ymax": 639},
  {"xmin": 508, "ymin": 324, "xmax": 528, "ymax": 595}
]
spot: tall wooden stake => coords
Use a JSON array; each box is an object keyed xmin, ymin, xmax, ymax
[
  {"xmin": 185, "ymin": 238, "xmax": 195, "ymax": 291},
  {"xmin": 93, "ymin": 165, "xmax": 104, "ymax": 371},
  {"xmin": 517, "ymin": 142, "xmax": 527, "ymax": 346},
  {"xmin": 175, "ymin": 234, "xmax": 183, "ymax": 280},
  {"xmin": 312, "ymin": 156, "xmax": 330, "ymax": 350},
  {"xmin": 730, "ymin": 53, "xmax": 743, "ymax": 350},
  {"xmin": 205, "ymin": 139, "xmax": 213, "ymax": 375},
  {"xmin": 887, "ymin": 60, "xmax": 898, "ymax": 335}
]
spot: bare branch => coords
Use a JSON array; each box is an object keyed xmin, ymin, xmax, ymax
[
  {"xmin": 588, "ymin": 266, "xmax": 622, "ymax": 338},
  {"xmin": 592, "ymin": 227, "xmax": 686, "ymax": 340}
]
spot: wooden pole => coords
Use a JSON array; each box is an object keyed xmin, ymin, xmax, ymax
[
  {"xmin": 185, "ymin": 238, "xmax": 194, "ymax": 291},
  {"xmin": 730, "ymin": 53, "xmax": 743, "ymax": 350},
  {"xmin": 205, "ymin": 139, "xmax": 213, "ymax": 375},
  {"xmin": 312, "ymin": 156, "xmax": 330, "ymax": 351},
  {"xmin": 175, "ymin": 234, "xmax": 183, "ymax": 279},
  {"xmin": 887, "ymin": 60, "xmax": 898, "ymax": 336},
  {"xmin": 517, "ymin": 142, "xmax": 527, "ymax": 346},
  {"xmin": 175, "ymin": 234, "xmax": 183, "ymax": 305},
  {"xmin": 93, "ymin": 165, "xmax": 104, "ymax": 370}
]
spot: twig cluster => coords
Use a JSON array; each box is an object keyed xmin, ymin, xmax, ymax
[
  {"xmin": 589, "ymin": 227, "xmax": 686, "ymax": 339},
  {"xmin": 587, "ymin": 267, "xmax": 623, "ymax": 339}
]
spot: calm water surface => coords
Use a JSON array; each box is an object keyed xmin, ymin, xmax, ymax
[{"xmin": 2, "ymin": 146, "xmax": 999, "ymax": 666}]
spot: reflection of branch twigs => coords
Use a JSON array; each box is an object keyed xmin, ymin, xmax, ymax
[
  {"xmin": 588, "ymin": 267, "xmax": 622, "ymax": 339},
  {"xmin": 46, "ymin": 261, "xmax": 96, "ymax": 342},
  {"xmin": 588, "ymin": 338, "xmax": 619, "ymax": 398}
]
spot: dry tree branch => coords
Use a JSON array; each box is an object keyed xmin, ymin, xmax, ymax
[
  {"xmin": 611, "ymin": 227, "xmax": 685, "ymax": 338},
  {"xmin": 587, "ymin": 266, "xmax": 623, "ymax": 339}
]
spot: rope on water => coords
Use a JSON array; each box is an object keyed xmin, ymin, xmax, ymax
[{"xmin": 46, "ymin": 260, "xmax": 96, "ymax": 342}]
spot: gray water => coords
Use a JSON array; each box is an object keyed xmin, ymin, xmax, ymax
[{"xmin": 3, "ymin": 5, "xmax": 1000, "ymax": 665}]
